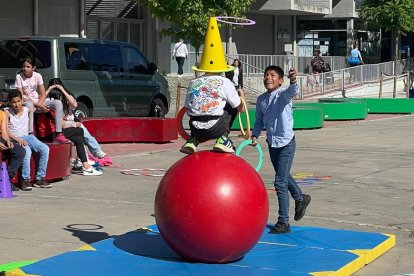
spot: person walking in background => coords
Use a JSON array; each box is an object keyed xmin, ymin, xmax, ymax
[
  {"xmin": 349, "ymin": 44, "xmax": 364, "ymax": 66},
  {"xmin": 172, "ymin": 38, "xmax": 188, "ymax": 78},
  {"xmin": 225, "ymin": 58, "xmax": 244, "ymax": 92},
  {"xmin": 5, "ymin": 90, "xmax": 51, "ymax": 191},
  {"xmin": 310, "ymin": 49, "xmax": 325, "ymax": 86},
  {"xmin": 311, "ymin": 49, "xmax": 325, "ymax": 74},
  {"xmin": 251, "ymin": 66, "xmax": 311, "ymax": 234},
  {"xmin": 347, "ymin": 44, "xmax": 364, "ymax": 83}
]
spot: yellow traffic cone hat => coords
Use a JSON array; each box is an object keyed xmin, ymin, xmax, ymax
[{"xmin": 192, "ymin": 17, "xmax": 234, "ymax": 73}]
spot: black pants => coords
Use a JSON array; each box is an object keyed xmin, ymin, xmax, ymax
[
  {"xmin": 176, "ymin": 57, "xmax": 185, "ymax": 75},
  {"xmin": 189, "ymin": 104, "xmax": 238, "ymax": 140},
  {"xmin": 62, "ymin": 127, "xmax": 87, "ymax": 163},
  {"xmin": 0, "ymin": 138, "xmax": 25, "ymax": 179}
]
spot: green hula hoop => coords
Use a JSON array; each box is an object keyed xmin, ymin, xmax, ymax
[{"xmin": 236, "ymin": 139, "xmax": 263, "ymax": 172}]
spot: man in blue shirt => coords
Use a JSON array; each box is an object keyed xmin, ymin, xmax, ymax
[
  {"xmin": 251, "ymin": 65, "xmax": 311, "ymax": 234},
  {"xmin": 348, "ymin": 44, "xmax": 364, "ymax": 67}
]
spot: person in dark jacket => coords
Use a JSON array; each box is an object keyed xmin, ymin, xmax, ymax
[{"xmin": 311, "ymin": 49, "xmax": 325, "ymax": 74}]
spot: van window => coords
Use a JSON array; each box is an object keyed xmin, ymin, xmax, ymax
[
  {"xmin": 0, "ymin": 40, "xmax": 51, "ymax": 68},
  {"xmin": 124, "ymin": 46, "xmax": 149, "ymax": 74},
  {"xmin": 65, "ymin": 42, "xmax": 124, "ymax": 72}
]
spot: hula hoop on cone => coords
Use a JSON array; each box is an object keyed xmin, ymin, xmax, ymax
[
  {"xmin": 238, "ymin": 97, "xmax": 251, "ymax": 140},
  {"xmin": 236, "ymin": 139, "xmax": 263, "ymax": 172},
  {"xmin": 215, "ymin": 16, "xmax": 256, "ymax": 26},
  {"xmin": 176, "ymin": 106, "xmax": 191, "ymax": 140}
]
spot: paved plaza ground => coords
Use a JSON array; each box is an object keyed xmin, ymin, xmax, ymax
[{"xmin": 0, "ymin": 114, "xmax": 413, "ymax": 275}]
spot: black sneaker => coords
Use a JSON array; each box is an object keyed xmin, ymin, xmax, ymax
[
  {"xmin": 10, "ymin": 183, "xmax": 19, "ymax": 191},
  {"xmin": 72, "ymin": 164, "xmax": 84, "ymax": 174},
  {"xmin": 34, "ymin": 179, "xmax": 52, "ymax": 188},
  {"xmin": 294, "ymin": 194, "xmax": 311, "ymax": 221},
  {"xmin": 180, "ymin": 137, "xmax": 199, "ymax": 154},
  {"xmin": 269, "ymin": 222, "xmax": 291, "ymax": 234},
  {"xmin": 20, "ymin": 179, "xmax": 33, "ymax": 191}
]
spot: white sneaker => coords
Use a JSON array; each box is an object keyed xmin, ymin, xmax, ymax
[
  {"xmin": 94, "ymin": 150, "xmax": 107, "ymax": 159},
  {"xmin": 83, "ymin": 167, "xmax": 103, "ymax": 176},
  {"xmin": 87, "ymin": 159, "xmax": 97, "ymax": 166}
]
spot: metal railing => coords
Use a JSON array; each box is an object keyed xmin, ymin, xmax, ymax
[
  {"xmin": 230, "ymin": 56, "xmax": 414, "ymax": 101},
  {"xmin": 170, "ymin": 52, "xmax": 349, "ymax": 77},
  {"xmin": 226, "ymin": 54, "xmax": 347, "ymax": 76}
]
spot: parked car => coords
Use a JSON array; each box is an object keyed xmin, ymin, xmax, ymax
[{"xmin": 0, "ymin": 36, "xmax": 170, "ymax": 117}]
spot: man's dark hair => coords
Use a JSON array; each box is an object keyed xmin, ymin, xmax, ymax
[
  {"xmin": 7, "ymin": 90, "xmax": 23, "ymax": 101},
  {"xmin": 264, "ymin": 65, "xmax": 284, "ymax": 78}
]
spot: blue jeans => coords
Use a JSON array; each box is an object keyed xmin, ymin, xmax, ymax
[
  {"xmin": 268, "ymin": 137, "xmax": 303, "ymax": 225},
  {"xmin": 81, "ymin": 124, "xmax": 101, "ymax": 155},
  {"xmin": 22, "ymin": 135, "xmax": 50, "ymax": 180},
  {"xmin": 0, "ymin": 138, "xmax": 25, "ymax": 179}
]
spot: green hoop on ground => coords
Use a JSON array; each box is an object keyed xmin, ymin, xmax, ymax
[
  {"xmin": 238, "ymin": 97, "xmax": 251, "ymax": 140},
  {"xmin": 215, "ymin": 16, "xmax": 256, "ymax": 26},
  {"xmin": 176, "ymin": 106, "xmax": 191, "ymax": 140},
  {"xmin": 236, "ymin": 139, "xmax": 263, "ymax": 172}
]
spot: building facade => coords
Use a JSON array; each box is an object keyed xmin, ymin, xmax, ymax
[
  {"xmin": 226, "ymin": 0, "xmax": 357, "ymax": 57},
  {"xmin": 0, "ymin": 0, "xmax": 362, "ymax": 75}
]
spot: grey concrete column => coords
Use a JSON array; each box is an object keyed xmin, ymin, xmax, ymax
[
  {"xmin": 79, "ymin": 0, "xmax": 86, "ymax": 38},
  {"xmin": 33, "ymin": 0, "xmax": 39, "ymax": 35},
  {"xmin": 273, "ymin": 15, "xmax": 278, "ymax": 55}
]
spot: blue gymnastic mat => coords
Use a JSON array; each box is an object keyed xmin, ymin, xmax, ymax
[{"xmin": 16, "ymin": 225, "xmax": 395, "ymax": 276}]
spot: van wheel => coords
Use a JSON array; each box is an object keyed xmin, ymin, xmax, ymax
[
  {"xmin": 74, "ymin": 102, "xmax": 90, "ymax": 118},
  {"xmin": 149, "ymin": 98, "xmax": 167, "ymax": 117}
]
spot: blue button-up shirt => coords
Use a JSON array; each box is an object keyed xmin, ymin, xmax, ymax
[{"xmin": 252, "ymin": 84, "xmax": 298, "ymax": 148}]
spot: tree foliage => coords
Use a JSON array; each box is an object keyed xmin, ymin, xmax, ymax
[
  {"xmin": 138, "ymin": 0, "xmax": 254, "ymax": 54},
  {"xmin": 359, "ymin": 0, "xmax": 414, "ymax": 35},
  {"xmin": 359, "ymin": 0, "xmax": 414, "ymax": 96}
]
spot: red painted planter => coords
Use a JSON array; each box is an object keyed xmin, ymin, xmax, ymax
[
  {"xmin": 8, "ymin": 142, "xmax": 72, "ymax": 184},
  {"xmin": 81, "ymin": 117, "xmax": 178, "ymax": 143}
]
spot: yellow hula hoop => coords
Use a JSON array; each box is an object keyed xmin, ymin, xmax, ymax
[{"xmin": 238, "ymin": 97, "xmax": 250, "ymax": 140}]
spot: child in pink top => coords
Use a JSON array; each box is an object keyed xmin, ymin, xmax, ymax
[{"xmin": 14, "ymin": 57, "xmax": 68, "ymax": 143}]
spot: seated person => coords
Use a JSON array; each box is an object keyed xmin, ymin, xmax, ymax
[
  {"xmin": 47, "ymin": 87, "xmax": 102, "ymax": 176},
  {"xmin": 15, "ymin": 57, "xmax": 68, "ymax": 143},
  {"xmin": 0, "ymin": 109, "xmax": 25, "ymax": 191},
  {"xmin": 48, "ymin": 78, "xmax": 107, "ymax": 159},
  {"xmin": 5, "ymin": 90, "xmax": 51, "ymax": 191},
  {"xmin": 180, "ymin": 68, "xmax": 245, "ymax": 154}
]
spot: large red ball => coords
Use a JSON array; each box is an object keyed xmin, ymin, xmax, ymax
[{"xmin": 155, "ymin": 151, "xmax": 269, "ymax": 263}]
